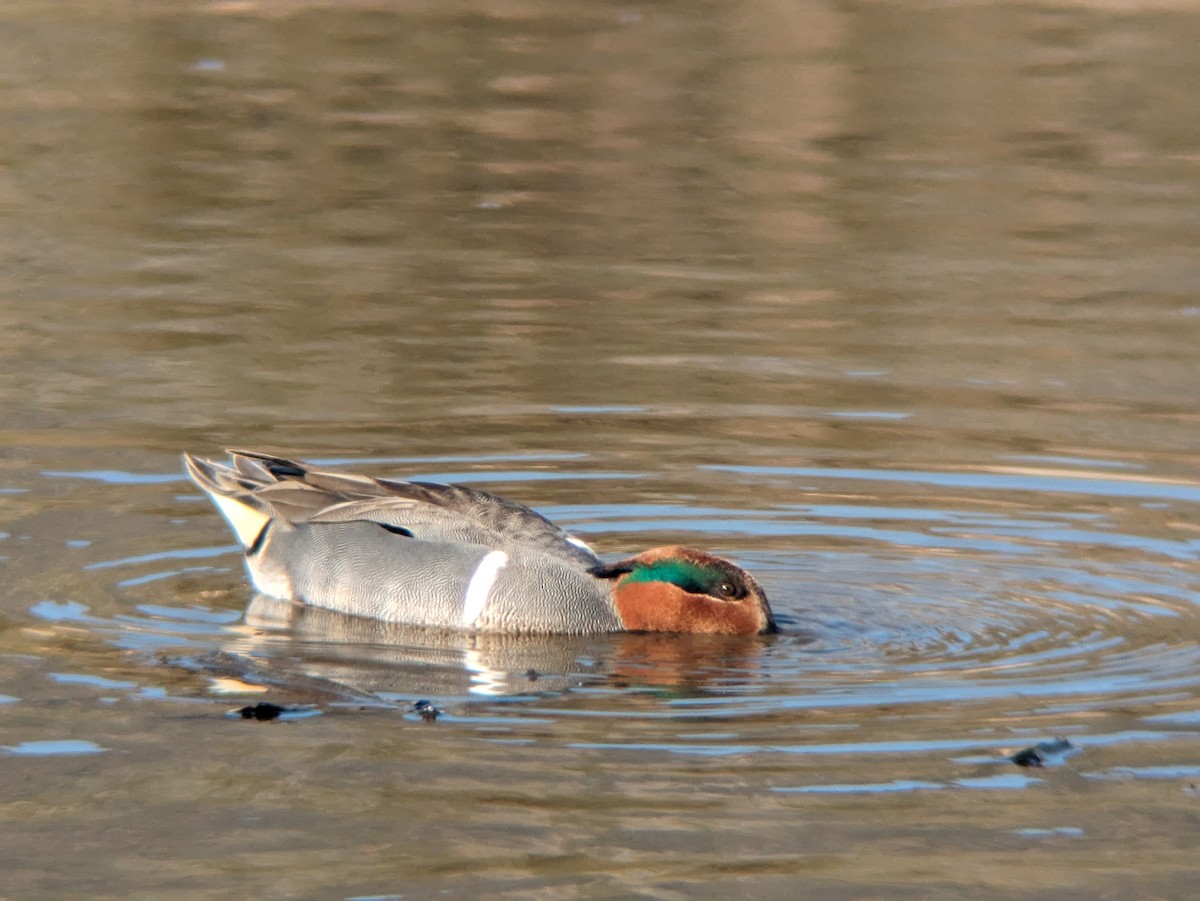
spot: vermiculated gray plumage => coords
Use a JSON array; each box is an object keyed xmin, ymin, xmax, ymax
[{"xmin": 184, "ymin": 451, "xmax": 623, "ymax": 633}]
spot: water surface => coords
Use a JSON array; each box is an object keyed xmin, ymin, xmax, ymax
[{"xmin": 2, "ymin": 1, "xmax": 1199, "ymax": 898}]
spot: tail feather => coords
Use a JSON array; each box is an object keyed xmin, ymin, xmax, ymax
[
  {"xmin": 183, "ymin": 453, "xmax": 275, "ymax": 549},
  {"xmin": 227, "ymin": 449, "xmax": 308, "ymax": 480},
  {"xmin": 230, "ymin": 452, "xmax": 280, "ymax": 485}
]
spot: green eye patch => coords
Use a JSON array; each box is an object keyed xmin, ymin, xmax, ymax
[{"xmin": 622, "ymin": 559, "xmax": 736, "ymax": 596}]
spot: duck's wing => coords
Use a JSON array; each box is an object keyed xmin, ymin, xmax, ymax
[{"xmin": 187, "ymin": 451, "xmax": 601, "ymax": 568}]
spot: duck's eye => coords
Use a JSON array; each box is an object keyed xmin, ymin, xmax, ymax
[{"xmin": 714, "ymin": 580, "xmax": 740, "ymax": 600}]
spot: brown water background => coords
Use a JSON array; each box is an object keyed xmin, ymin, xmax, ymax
[{"xmin": 2, "ymin": 1, "xmax": 1199, "ymax": 898}]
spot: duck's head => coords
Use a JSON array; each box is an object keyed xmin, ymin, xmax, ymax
[{"xmin": 593, "ymin": 546, "xmax": 777, "ymax": 635}]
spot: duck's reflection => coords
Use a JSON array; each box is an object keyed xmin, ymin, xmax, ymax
[{"xmin": 201, "ymin": 594, "xmax": 784, "ymax": 705}]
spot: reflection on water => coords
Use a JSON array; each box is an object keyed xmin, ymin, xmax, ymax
[{"xmin": 2, "ymin": 0, "xmax": 1200, "ymax": 897}]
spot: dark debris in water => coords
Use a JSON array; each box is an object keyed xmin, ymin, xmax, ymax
[
  {"xmin": 413, "ymin": 699, "xmax": 441, "ymax": 722},
  {"xmin": 232, "ymin": 701, "xmax": 321, "ymax": 722},
  {"xmin": 1011, "ymin": 737, "xmax": 1077, "ymax": 768},
  {"xmin": 237, "ymin": 701, "xmax": 286, "ymax": 721}
]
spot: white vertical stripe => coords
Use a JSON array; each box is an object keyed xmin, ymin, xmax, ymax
[
  {"xmin": 566, "ymin": 535, "xmax": 595, "ymax": 553},
  {"xmin": 462, "ymin": 550, "xmax": 508, "ymax": 627}
]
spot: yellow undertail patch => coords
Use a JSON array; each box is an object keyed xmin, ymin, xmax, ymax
[{"xmin": 211, "ymin": 493, "xmax": 271, "ymax": 549}]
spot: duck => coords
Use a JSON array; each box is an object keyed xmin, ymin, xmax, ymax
[{"xmin": 183, "ymin": 450, "xmax": 776, "ymax": 635}]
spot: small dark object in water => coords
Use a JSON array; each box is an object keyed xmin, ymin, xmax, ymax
[
  {"xmin": 238, "ymin": 702, "xmax": 287, "ymax": 721},
  {"xmin": 413, "ymin": 699, "xmax": 441, "ymax": 722},
  {"xmin": 1011, "ymin": 737, "xmax": 1076, "ymax": 768}
]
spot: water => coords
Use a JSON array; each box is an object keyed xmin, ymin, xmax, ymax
[{"xmin": 2, "ymin": 1, "xmax": 1200, "ymax": 897}]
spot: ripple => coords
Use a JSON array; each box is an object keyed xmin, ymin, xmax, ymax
[
  {"xmin": 47, "ymin": 460, "xmax": 1200, "ymax": 778},
  {"xmin": 773, "ymin": 779, "xmax": 945, "ymax": 795},
  {"xmin": 3, "ymin": 740, "xmax": 108, "ymax": 756},
  {"xmin": 706, "ymin": 463, "xmax": 1200, "ymax": 504}
]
